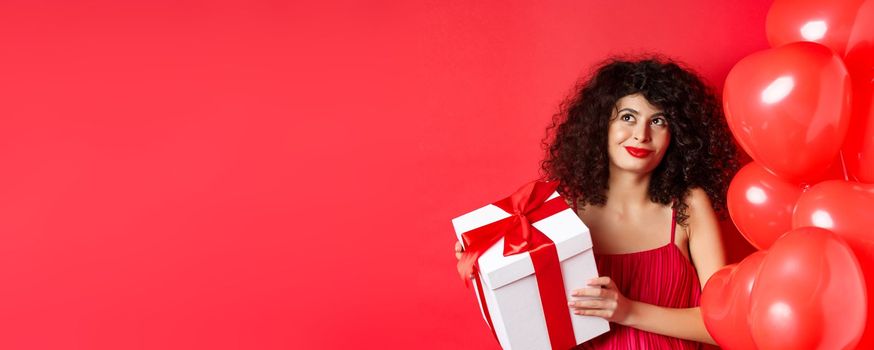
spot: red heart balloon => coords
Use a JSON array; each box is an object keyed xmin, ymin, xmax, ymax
[
  {"xmin": 794, "ymin": 180, "xmax": 874, "ymax": 260},
  {"xmin": 841, "ymin": 0, "xmax": 874, "ymax": 183},
  {"xmin": 750, "ymin": 227, "xmax": 866, "ymax": 350},
  {"xmin": 723, "ymin": 41, "xmax": 852, "ymax": 184},
  {"xmin": 766, "ymin": 0, "xmax": 864, "ymax": 54},
  {"xmin": 794, "ymin": 180, "xmax": 874, "ymax": 349},
  {"xmin": 727, "ymin": 162, "xmax": 803, "ymax": 250},
  {"xmin": 702, "ymin": 251, "xmax": 766, "ymax": 350}
]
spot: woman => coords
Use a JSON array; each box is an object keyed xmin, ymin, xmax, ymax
[{"xmin": 455, "ymin": 57, "xmax": 738, "ymax": 348}]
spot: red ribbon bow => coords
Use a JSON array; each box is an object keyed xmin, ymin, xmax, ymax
[{"xmin": 457, "ymin": 180, "xmax": 576, "ymax": 350}]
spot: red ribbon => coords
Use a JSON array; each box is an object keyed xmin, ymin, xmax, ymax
[{"xmin": 457, "ymin": 181, "xmax": 576, "ymax": 350}]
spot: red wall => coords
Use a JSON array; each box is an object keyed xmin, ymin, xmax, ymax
[{"xmin": 0, "ymin": 1, "xmax": 769, "ymax": 349}]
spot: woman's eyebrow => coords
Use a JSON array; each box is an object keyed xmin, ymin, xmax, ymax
[{"xmin": 617, "ymin": 107, "xmax": 666, "ymax": 118}]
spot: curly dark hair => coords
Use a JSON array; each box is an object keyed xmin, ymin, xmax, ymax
[{"xmin": 540, "ymin": 56, "xmax": 739, "ymax": 226}]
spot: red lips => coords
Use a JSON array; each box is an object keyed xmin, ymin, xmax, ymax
[{"xmin": 624, "ymin": 146, "xmax": 653, "ymax": 158}]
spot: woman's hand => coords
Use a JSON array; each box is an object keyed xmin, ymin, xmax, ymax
[
  {"xmin": 454, "ymin": 241, "xmax": 476, "ymax": 279},
  {"xmin": 568, "ymin": 276, "xmax": 636, "ymax": 325}
]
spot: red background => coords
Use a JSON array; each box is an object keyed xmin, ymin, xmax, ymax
[{"xmin": 0, "ymin": 1, "xmax": 770, "ymax": 349}]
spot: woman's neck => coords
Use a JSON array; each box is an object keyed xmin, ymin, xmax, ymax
[{"xmin": 605, "ymin": 167, "xmax": 653, "ymax": 212}]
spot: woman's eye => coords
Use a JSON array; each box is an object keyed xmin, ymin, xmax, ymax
[
  {"xmin": 621, "ymin": 114, "xmax": 635, "ymax": 122},
  {"xmin": 651, "ymin": 118, "xmax": 667, "ymax": 126}
]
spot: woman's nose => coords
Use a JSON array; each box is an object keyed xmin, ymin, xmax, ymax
[{"xmin": 632, "ymin": 124, "xmax": 651, "ymax": 142}]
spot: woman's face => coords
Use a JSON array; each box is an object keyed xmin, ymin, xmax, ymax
[{"xmin": 606, "ymin": 93, "xmax": 671, "ymax": 175}]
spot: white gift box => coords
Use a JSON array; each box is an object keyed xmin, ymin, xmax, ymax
[{"xmin": 452, "ymin": 190, "xmax": 609, "ymax": 350}]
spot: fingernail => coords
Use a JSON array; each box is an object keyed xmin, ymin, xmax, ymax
[{"xmin": 567, "ymin": 301, "xmax": 574, "ymax": 307}]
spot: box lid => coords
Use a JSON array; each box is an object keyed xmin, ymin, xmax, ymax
[{"xmin": 452, "ymin": 191, "xmax": 593, "ymax": 290}]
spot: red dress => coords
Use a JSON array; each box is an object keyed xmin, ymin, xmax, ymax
[{"xmin": 573, "ymin": 202, "xmax": 705, "ymax": 350}]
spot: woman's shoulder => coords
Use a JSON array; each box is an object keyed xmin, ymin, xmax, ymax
[
  {"xmin": 681, "ymin": 187, "xmax": 719, "ymax": 236},
  {"xmin": 684, "ymin": 187, "xmax": 713, "ymax": 210}
]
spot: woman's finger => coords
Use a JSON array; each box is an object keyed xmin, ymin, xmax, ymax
[
  {"xmin": 571, "ymin": 287, "xmax": 609, "ymax": 298},
  {"xmin": 568, "ymin": 299, "xmax": 608, "ymax": 310},
  {"xmin": 454, "ymin": 241, "xmax": 464, "ymax": 260},
  {"xmin": 587, "ymin": 276, "xmax": 612, "ymax": 286},
  {"xmin": 573, "ymin": 309, "xmax": 614, "ymax": 318}
]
